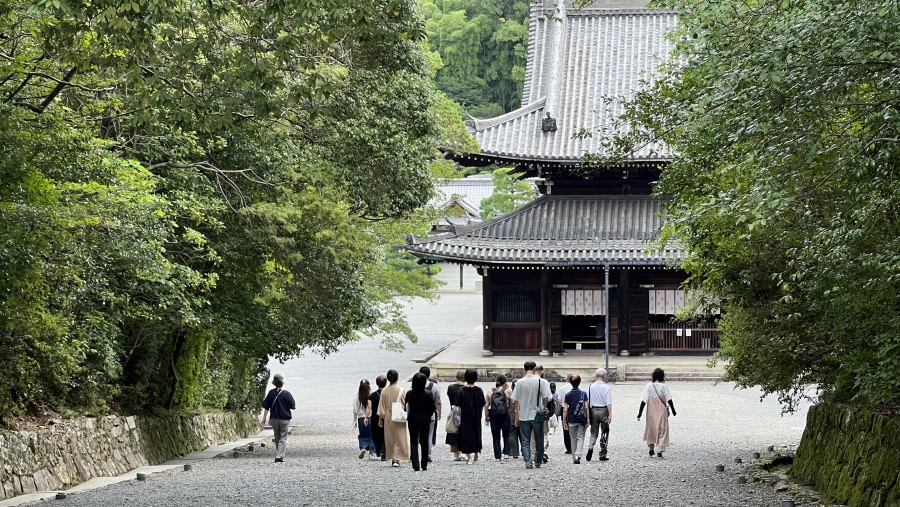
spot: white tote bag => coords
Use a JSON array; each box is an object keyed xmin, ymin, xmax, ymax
[{"xmin": 391, "ymin": 388, "xmax": 407, "ymax": 423}]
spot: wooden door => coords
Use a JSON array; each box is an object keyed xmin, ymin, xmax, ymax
[
  {"xmin": 550, "ymin": 289, "xmax": 562, "ymax": 352},
  {"xmin": 628, "ymin": 290, "xmax": 650, "ymax": 353}
]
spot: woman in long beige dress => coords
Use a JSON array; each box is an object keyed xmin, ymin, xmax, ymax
[
  {"xmin": 378, "ymin": 369, "xmax": 410, "ymax": 467},
  {"xmin": 637, "ymin": 368, "xmax": 677, "ymax": 458}
]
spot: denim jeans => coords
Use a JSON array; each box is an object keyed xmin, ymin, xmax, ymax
[
  {"xmin": 357, "ymin": 417, "xmax": 373, "ymax": 451},
  {"xmin": 518, "ymin": 420, "xmax": 543, "ymax": 464}
]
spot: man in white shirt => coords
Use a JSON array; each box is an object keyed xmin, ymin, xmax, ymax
[
  {"xmin": 586, "ymin": 368, "xmax": 613, "ymax": 461},
  {"xmin": 511, "ymin": 360, "xmax": 551, "ymax": 469}
]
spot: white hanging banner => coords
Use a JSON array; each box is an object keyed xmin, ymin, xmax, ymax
[{"xmin": 561, "ymin": 289, "xmax": 606, "ymax": 316}]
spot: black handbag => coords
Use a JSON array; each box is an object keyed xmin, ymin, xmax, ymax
[{"xmin": 533, "ymin": 380, "xmax": 551, "ymax": 423}]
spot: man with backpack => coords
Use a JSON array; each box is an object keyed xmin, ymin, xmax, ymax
[
  {"xmin": 484, "ymin": 374, "xmax": 511, "ymax": 461},
  {"xmin": 557, "ymin": 372, "xmax": 576, "ymax": 454},
  {"xmin": 562, "ymin": 374, "xmax": 589, "ymax": 464}
]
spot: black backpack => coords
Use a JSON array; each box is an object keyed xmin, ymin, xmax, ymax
[{"xmin": 489, "ymin": 388, "xmax": 508, "ymax": 417}]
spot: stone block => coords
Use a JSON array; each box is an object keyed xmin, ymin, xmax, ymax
[{"xmin": 20, "ymin": 475, "xmax": 36, "ymax": 494}]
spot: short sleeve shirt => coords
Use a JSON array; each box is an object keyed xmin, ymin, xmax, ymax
[
  {"xmin": 641, "ymin": 382, "xmax": 672, "ymax": 403},
  {"xmin": 511, "ymin": 374, "xmax": 551, "ymax": 421},
  {"xmin": 587, "ymin": 381, "xmax": 613, "ymax": 408}
]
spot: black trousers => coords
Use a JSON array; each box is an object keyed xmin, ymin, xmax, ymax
[{"xmin": 408, "ymin": 421, "xmax": 431, "ymax": 470}]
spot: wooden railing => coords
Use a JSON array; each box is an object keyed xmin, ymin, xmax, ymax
[{"xmin": 649, "ymin": 322, "xmax": 719, "ymax": 351}]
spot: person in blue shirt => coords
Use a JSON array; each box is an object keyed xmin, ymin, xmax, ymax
[{"xmin": 261, "ymin": 373, "xmax": 296, "ymax": 462}]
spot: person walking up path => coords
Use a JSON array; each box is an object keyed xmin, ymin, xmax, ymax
[
  {"xmin": 377, "ymin": 369, "xmax": 410, "ymax": 467},
  {"xmin": 352, "ymin": 379, "xmax": 373, "ymax": 459},
  {"xmin": 558, "ymin": 372, "xmax": 575, "ymax": 455},
  {"xmin": 260, "ymin": 373, "xmax": 296, "ymax": 463},
  {"xmin": 562, "ymin": 374, "xmax": 589, "ymax": 464},
  {"xmin": 638, "ymin": 367, "xmax": 677, "ymax": 458},
  {"xmin": 585, "ymin": 368, "xmax": 612, "ymax": 462},
  {"xmin": 419, "ymin": 366, "xmax": 442, "ymax": 464},
  {"xmin": 485, "ymin": 374, "xmax": 511, "ymax": 461},
  {"xmin": 406, "ymin": 372, "xmax": 437, "ymax": 471},
  {"xmin": 511, "ymin": 361, "xmax": 551, "ymax": 469},
  {"xmin": 369, "ymin": 375, "xmax": 387, "ymax": 461},
  {"xmin": 457, "ymin": 369, "xmax": 485, "ymax": 464}
]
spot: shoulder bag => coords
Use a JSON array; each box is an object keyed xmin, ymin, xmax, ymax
[
  {"xmin": 652, "ymin": 383, "xmax": 670, "ymax": 416},
  {"xmin": 391, "ymin": 388, "xmax": 408, "ymax": 423},
  {"xmin": 533, "ymin": 380, "xmax": 551, "ymax": 423},
  {"xmin": 445, "ymin": 406, "xmax": 459, "ymax": 433}
]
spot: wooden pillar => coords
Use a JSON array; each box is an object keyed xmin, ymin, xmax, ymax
[
  {"xmin": 481, "ymin": 268, "xmax": 493, "ymax": 356},
  {"xmin": 619, "ymin": 268, "xmax": 630, "ymax": 355},
  {"xmin": 540, "ymin": 270, "xmax": 550, "ymax": 356}
]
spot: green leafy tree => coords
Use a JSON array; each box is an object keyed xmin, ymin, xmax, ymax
[
  {"xmin": 615, "ymin": 0, "xmax": 900, "ymax": 410},
  {"xmin": 0, "ymin": 0, "xmax": 447, "ymax": 419},
  {"xmin": 480, "ymin": 167, "xmax": 535, "ymax": 219}
]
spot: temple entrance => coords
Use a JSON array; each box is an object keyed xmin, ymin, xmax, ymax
[{"xmin": 560, "ymin": 315, "xmax": 606, "ymax": 350}]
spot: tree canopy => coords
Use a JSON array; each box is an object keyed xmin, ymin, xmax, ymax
[
  {"xmin": 420, "ymin": 0, "xmax": 530, "ymax": 117},
  {"xmin": 479, "ymin": 167, "xmax": 536, "ymax": 219},
  {"xmin": 0, "ymin": 0, "xmax": 460, "ymax": 421},
  {"xmin": 618, "ymin": 0, "xmax": 900, "ymax": 410}
]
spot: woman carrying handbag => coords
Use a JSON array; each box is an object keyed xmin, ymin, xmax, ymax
[{"xmin": 377, "ymin": 369, "xmax": 410, "ymax": 467}]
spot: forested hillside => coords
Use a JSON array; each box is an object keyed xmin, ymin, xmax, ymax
[{"xmin": 420, "ymin": 0, "xmax": 531, "ymax": 118}]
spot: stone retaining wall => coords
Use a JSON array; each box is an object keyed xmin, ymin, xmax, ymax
[
  {"xmin": 0, "ymin": 412, "xmax": 258, "ymax": 501},
  {"xmin": 792, "ymin": 402, "xmax": 900, "ymax": 507}
]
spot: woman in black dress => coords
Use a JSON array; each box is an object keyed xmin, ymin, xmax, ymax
[
  {"xmin": 457, "ymin": 368, "xmax": 485, "ymax": 464},
  {"xmin": 405, "ymin": 372, "xmax": 437, "ymax": 471}
]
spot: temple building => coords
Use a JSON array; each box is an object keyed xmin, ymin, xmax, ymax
[{"xmin": 407, "ymin": 0, "xmax": 719, "ymax": 356}]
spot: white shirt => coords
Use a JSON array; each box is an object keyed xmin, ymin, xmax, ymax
[
  {"xmin": 641, "ymin": 382, "xmax": 672, "ymax": 403},
  {"xmin": 511, "ymin": 374, "xmax": 551, "ymax": 421},
  {"xmin": 587, "ymin": 381, "xmax": 613, "ymax": 408}
]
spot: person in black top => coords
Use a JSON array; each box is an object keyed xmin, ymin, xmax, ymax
[
  {"xmin": 261, "ymin": 373, "xmax": 296, "ymax": 462},
  {"xmin": 369, "ymin": 375, "xmax": 387, "ymax": 460},
  {"xmin": 445, "ymin": 369, "xmax": 465, "ymax": 460},
  {"xmin": 405, "ymin": 372, "xmax": 437, "ymax": 471},
  {"xmin": 457, "ymin": 369, "xmax": 486, "ymax": 464}
]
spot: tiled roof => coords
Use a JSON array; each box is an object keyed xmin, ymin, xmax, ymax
[
  {"xmin": 407, "ymin": 195, "xmax": 683, "ymax": 266},
  {"xmin": 465, "ymin": 2, "xmax": 676, "ymax": 163},
  {"xmin": 431, "ymin": 176, "xmax": 496, "ymax": 216}
]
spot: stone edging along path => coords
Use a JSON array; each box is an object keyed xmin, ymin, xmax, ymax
[{"xmin": 0, "ymin": 412, "xmax": 258, "ymax": 502}]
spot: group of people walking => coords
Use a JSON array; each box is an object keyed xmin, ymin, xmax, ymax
[{"xmin": 261, "ymin": 362, "xmax": 676, "ymax": 468}]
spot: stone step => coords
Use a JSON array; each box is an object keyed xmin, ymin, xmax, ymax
[{"xmin": 622, "ymin": 368, "xmax": 725, "ymax": 382}]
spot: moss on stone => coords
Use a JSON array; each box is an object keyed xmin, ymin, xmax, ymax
[{"xmin": 792, "ymin": 402, "xmax": 899, "ymax": 507}]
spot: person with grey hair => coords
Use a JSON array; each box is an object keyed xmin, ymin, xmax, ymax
[
  {"xmin": 261, "ymin": 373, "xmax": 296, "ymax": 463},
  {"xmin": 585, "ymin": 367, "xmax": 613, "ymax": 461}
]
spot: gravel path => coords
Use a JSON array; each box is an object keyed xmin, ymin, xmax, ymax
[{"xmin": 33, "ymin": 294, "xmax": 814, "ymax": 506}]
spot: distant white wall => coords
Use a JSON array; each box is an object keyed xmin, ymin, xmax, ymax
[{"xmin": 429, "ymin": 262, "xmax": 482, "ymax": 292}]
